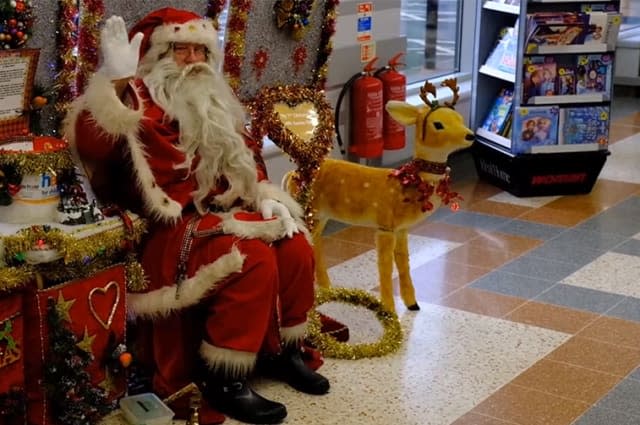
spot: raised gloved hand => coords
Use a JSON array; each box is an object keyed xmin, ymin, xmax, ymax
[
  {"xmin": 260, "ymin": 199, "xmax": 298, "ymax": 238},
  {"xmin": 99, "ymin": 16, "xmax": 144, "ymax": 80}
]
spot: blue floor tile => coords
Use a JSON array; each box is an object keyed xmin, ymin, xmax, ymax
[
  {"xmin": 597, "ymin": 378, "xmax": 640, "ymax": 417},
  {"xmin": 574, "ymin": 407, "xmax": 640, "ymax": 425},
  {"xmin": 612, "ymin": 239, "xmax": 640, "ymax": 257},
  {"xmin": 526, "ymin": 239, "xmax": 603, "ymax": 267},
  {"xmin": 470, "ymin": 270, "xmax": 555, "ymax": 299},
  {"xmin": 494, "ymin": 219, "xmax": 565, "ymax": 240},
  {"xmin": 548, "ymin": 228, "xmax": 630, "ymax": 251},
  {"xmin": 498, "ymin": 255, "xmax": 580, "ymax": 283},
  {"xmin": 534, "ymin": 284, "xmax": 624, "ymax": 314},
  {"xmin": 576, "ymin": 211, "xmax": 640, "ymax": 238},
  {"xmin": 440, "ymin": 210, "xmax": 507, "ymax": 231},
  {"xmin": 607, "ymin": 297, "xmax": 640, "ymax": 323}
]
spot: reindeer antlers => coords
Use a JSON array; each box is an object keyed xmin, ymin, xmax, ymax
[
  {"xmin": 442, "ymin": 78, "xmax": 460, "ymax": 108},
  {"xmin": 419, "ymin": 78, "xmax": 460, "ymax": 109},
  {"xmin": 419, "ymin": 81, "xmax": 438, "ymax": 108}
]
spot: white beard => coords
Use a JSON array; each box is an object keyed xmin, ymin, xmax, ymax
[{"xmin": 143, "ymin": 57, "xmax": 258, "ymax": 214}]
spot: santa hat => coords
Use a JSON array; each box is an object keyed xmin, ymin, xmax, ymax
[{"xmin": 129, "ymin": 7, "xmax": 220, "ymax": 75}]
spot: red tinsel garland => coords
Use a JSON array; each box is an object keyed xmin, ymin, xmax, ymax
[
  {"xmin": 54, "ymin": 0, "xmax": 79, "ymax": 121},
  {"xmin": 77, "ymin": 0, "xmax": 104, "ymax": 94},
  {"xmin": 389, "ymin": 159, "xmax": 463, "ymax": 212}
]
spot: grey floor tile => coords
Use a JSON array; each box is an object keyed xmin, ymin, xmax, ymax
[
  {"xmin": 574, "ymin": 406, "xmax": 640, "ymax": 425},
  {"xmin": 322, "ymin": 220, "xmax": 351, "ymax": 236},
  {"xmin": 577, "ymin": 212, "xmax": 640, "ymax": 238},
  {"xmin": 607, "ymin": 297, "xmax": 640, "ymax": 323},
  {"xmin": 527, "ymin": 240, "xmax": 603, "ymax": 267},
  {"xmin": 534, "ymin": 284, "xmax": 625, "ymax": 314},
  {"xmin": 495, "ymin": 219, "xmax": 565, "ymax": 240},
  {"xmin": 440, "ymin": 210, "xmax": 507, "ymax": 230},
  {"xmin": 549, "ymin": 228, "xmax": 630, "ymax": 251},
  {"xmin": 499, "ymin": 255, "xmax": 580, "ymax": 283},
  {"xmin": 613, "ymin": 239, "xmax": 640, "ymax": 257},
  {"xmin": 429, "ymin": 206, "xmax": 455, "ymax": 221},
  {"xmin": 597, "ymin": 378, "xmax": 640, "ymax": 417},
  {"xmin": 470, "ymin": 270, "xmax": 556, "ymax": 299},
  {"xmin": 610, "ymin": 196, "xmax": 640, "ymax": 214},
  {"xmin": 630, "ymin": 368, "xmax": 640, "ymax": 381}
]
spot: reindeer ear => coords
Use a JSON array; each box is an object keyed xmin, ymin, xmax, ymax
[{"xmin": 385, "ymin": 101, "xmax": 419, "ymax": 126}]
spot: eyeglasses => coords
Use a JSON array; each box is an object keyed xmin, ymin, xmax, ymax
[{"xmin": 172, "ymin": 43, "xmax": 208, "ymax": 59}]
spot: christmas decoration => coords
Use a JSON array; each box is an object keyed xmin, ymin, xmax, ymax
[
  {"xmin": 0, "ymin": 292, "xmax": 25, "ymax": 423},
  {"xmin": 206, "ymin": 0, "xmax": 227, "ymax": 26},
  {"xmin": 306, "ymin": 287, "xmax": 403, "ymax": 359},
  {"xmin": 314, "ymin": 0, "xmax": 339, "ymax": 90},
  {"xmin": 389, "ymin": 161, "xmax": 463, "ymax": 212},
  {"xmin": 223, "ymin": 0, "xmax": 251, "ymax": 91},
  {"xmin": 0, "ymin": 163, "xmax": 22, "ymax": 206},
  {"xmin": 0, "ymin": 0, "xmax": 34, "ymax": 49},
  {"xmin": 76, "ymin": 0, "xmax": 104, "ymax": 94},
  {"xmin": 43, "ymin": 297, "xmax": 114, "ymax": 425},
  {"xmin": 251, "ymin": 47, "xmax": 268, "ymax": 80},
  {"xmin": 292, "ymin": 44, "xmax": 307, "ymax": 74},
  {"xmin": 54, "ymin": 0, "xmax": 80, "ymax": 125},
  {"xmin": 249, "ymin": 84, "xmax": 334, "ymax": 227},
  {"xmin": 273, "ymin": 0, "xmax": 314, "ymax": 41},
  {"xmin": 23, "ymin": 265, "xmax": 127, "ymax": 425}
]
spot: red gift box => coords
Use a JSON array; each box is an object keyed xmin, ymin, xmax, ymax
[
  {"xmin": 23, "ymin": 265, "xmax": 127, "ymax": 425},
  {"xmin": 0, "ymin": 292, "xmax": 26, "ymax": 425}
]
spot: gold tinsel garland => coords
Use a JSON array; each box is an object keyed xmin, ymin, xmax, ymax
[
  {"xmin": 3, "ymin": 219, "xmax": 146, "ymax": 266},
  {"xmin": 0, "ymin": 266, "xmax": 34, "ymax": 292},
  {"xmin": 306, "ymin": 287, "xmax": 403, "ymax": 359},
  {"xmin": 249, "ymin": 84, "xmax": 334, "ymax": 228},
  {"xmin": 0, "ymin": 148, "xmax": 75, "ymax": 175}
]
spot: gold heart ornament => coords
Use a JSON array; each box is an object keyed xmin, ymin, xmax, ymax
[
  {"xmin": 250, "ymin": 84, "xmax": 334, "ymax": 169},
  {"xmin": 88, "ymin": 281, "xmax": 121, "ymax": 330}
]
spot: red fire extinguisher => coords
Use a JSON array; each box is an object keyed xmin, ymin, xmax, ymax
[
  {"xmin": 375, "ymin": 53, "xmax": 406, "ymax": 150},
  {"xmin": 335, "ymin": 57, "xmax": 384, "ymax": 159}
]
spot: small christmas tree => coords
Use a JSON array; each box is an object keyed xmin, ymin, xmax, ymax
[{"xmin": 44, "ymin": 298, "xmax": 114, "ymax": 425}]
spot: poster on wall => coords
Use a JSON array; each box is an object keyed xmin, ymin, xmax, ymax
[{"xmin": 0, "ymin": 49, "xmax": 39, "ymax": 141}]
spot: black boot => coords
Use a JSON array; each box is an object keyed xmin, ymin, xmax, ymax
[
  {"xmin": 259, "ymin": 346, "xmax": 330, "ymax": 395},
  {"xmin": 202, "ymin": 377, "xmax": 287, "ymax": 424}
]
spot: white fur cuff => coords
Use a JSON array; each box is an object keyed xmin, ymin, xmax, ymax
[{"xmin": 200, "ymin": 341, "xmax": 257, "ymax": 379}]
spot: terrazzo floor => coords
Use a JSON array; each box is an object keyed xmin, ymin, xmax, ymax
[
  {"xmin": 103, "ymin": 100, "xmax": 640, "ymax": 425},
  {"xmin": 229, "ymin": 105, "xmax": 640, "ymax": 424}
]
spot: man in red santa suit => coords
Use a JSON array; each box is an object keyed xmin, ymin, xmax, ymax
[{"xmin": 65, "ymin": 7, "xmax": 329, "ymax": 425}]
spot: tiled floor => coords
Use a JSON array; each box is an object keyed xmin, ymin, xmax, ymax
[
  {"xmin": 234, "ymin": 96, "xmax": 640, "ymax": 424},
  {"xmin": 102, "ymin": 96, "xmax": 639, "ymax": 424}
]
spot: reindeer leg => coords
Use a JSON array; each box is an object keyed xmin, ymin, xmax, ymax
[
  {"xmin": 376, "ymin": 230, "xmax": 396, "ymax": 313},
  {"xmin": 312, "ymin": 218, "xmax": 332, "ymax": 288},
  {"xmin": 395, "ymin": 229, "xmax": 419, "ymax": 310}
]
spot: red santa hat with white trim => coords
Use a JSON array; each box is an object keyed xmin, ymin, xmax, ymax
[{"xmin": 128, "ymin": 7, "xmax": 221, "ymax": 76}]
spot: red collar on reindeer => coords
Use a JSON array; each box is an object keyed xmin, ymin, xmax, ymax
[{"xmin": 389, "ymin": 159, "xmax": 462, "ymax": 213}]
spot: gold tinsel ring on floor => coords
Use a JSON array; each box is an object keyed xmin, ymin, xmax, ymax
[{"xmin": 307, "ymin": 287, "xmax": 403, "ymax": 359}]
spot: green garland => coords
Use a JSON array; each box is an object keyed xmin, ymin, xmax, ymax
[{"xmin": 306, "ymin": 287, "xmax": 404, "ymax": 359}]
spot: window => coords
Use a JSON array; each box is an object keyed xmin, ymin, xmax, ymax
[{"xmin": 401, "ymin": 0, "xmax": 475, "ymax": 84}]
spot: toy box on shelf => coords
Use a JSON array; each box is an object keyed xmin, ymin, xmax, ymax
[
  {"xmin": 0, "ymin": 47, "xmax": 147, "ymax": 425},
  {"xmin": 471, "ymin": 0, "xmax": 620, "ymax": 197}
]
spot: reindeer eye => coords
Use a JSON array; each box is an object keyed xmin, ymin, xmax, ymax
[{"xmin": 433, "ymin": 122, "xmax": 444, "ymax": 130}]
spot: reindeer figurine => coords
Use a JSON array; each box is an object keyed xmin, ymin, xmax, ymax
[{"xmin": 299, "ymin": 79, "xmax": 474, "ymax": 313}]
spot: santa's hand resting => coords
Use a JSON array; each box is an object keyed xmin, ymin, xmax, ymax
[
  {"xmin": 260, "ymin": 199, "xmax": 299, "ymax": 238},
  {"xmin": 99, "ymin": 16, "xmax": 144, "ymax": 80}
]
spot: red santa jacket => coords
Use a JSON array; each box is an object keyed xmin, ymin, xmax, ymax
[{"xmin": 65, "ymin": 73, "xmax": 308, "ymax": 318}]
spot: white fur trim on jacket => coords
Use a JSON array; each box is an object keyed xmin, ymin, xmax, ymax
[
  {"xmin": 71, "ymin": 72, "xmax": 143, "ymax": 137},
  {"xmin": 128, "ymin": 246, "xmax": 245, "ymax": 318},
  {"xmin": 280, "ymin": 322, "xmax": 308, "ymax": 347},
  {"xmin": 255, "ymin": 181, "xmax": 304, "ymax": 220},
  {"xmin": 200, "ymin": 341, "xmax": 257, "ymax": 379}
]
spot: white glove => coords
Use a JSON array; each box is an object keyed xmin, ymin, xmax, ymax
[
  {"xmin": 260, "ymin": 199, "xmax": 298, "ymax": 238},
  {"xmin": 99, "ymin": 16, "xmax": 144, "ymax": 80}
]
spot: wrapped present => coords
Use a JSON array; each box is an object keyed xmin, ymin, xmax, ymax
[
  {"xmin": 0, "ymin": 292, "xmax": 26, "ymax": 425},
  {"xmin": 23, "ymin": 265, "xmax": 128, "ymax": 425}
]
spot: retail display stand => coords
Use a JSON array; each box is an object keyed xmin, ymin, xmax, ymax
[{"xmin": 470, "ymin": 0, "xmax": 621, "ymax": 196}]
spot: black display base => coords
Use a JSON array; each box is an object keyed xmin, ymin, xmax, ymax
[{"xmin": 472, "ymin": 141, "xmax": 610, "ymax": 197}]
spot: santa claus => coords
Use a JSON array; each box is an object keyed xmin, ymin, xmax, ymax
[{"xmin": 65, "ymin": 7, "xmax": 329, "ymax": 425}]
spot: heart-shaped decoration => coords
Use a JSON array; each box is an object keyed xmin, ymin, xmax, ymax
[
  {"xmin": 88, "ymin": 281, "xmax": 121, "ymax": 330},
  {"xmin": 250, "ymin": 84, "xmax": 334, "ymax": 169},
  {"xmin": 273, "ymin": 102, "xmax": 318, "ymax": 143}
]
